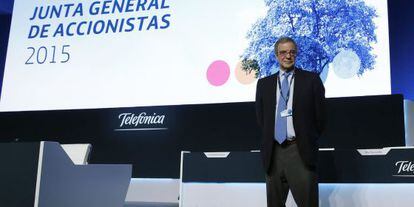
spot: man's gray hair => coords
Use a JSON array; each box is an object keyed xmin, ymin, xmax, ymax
[{"xmin": 274, "ymin": 36, "xmax": 297, "ymax": 53}]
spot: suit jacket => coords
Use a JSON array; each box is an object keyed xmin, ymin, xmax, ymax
[{"xmin": 255, "ymin": 68, "xmax": 325, "ymax": 174}]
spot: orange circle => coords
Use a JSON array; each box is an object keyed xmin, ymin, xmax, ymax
[{"xmin": 235, "ymin": 61, "xmax": 257, "ymax": 85}]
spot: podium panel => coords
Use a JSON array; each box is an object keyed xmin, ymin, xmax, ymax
[
  {"xmin": 179, "ymin": 151, "xmax": 267, "ymax": 207},
  {"xmin": 0, "ymin": 141, "xmax": 132, "ymax": 207},
  {"xmin": 0, "ymin": 143, "xmax": 40, "ymax": 207},
  {"xmin": 319, "ymin": 147, "xmax": 414, "ymax": 183}
]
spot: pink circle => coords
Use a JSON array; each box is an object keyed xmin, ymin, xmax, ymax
[{"xmin": 206, "ymin": 60, "xmax": 230, "ymax": 86}]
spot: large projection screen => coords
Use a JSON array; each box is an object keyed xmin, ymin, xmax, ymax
[{"xmin": 0, "ymin": 0, "xmax": 390, "ymax": 112}]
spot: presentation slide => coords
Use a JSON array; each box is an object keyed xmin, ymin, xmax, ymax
[{"xmin": 0, "ymin": 0, "xmax": 390, "ymax": 111}]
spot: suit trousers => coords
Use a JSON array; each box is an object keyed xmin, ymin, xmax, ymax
[{"xmin": 265, "ymin": 141, "xmax": 318, "ymax": 207}]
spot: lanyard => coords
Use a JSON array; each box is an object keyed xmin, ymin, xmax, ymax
[{"xmin": 277, "ymin": 71, "xmax": 295, "ymax": 106}]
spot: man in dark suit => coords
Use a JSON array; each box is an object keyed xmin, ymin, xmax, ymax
[{"xmin": 255, "ymin": 37, "xmax": 325, "ymax": 207}]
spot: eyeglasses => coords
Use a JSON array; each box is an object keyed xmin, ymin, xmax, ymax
[{"xmin": 277, "ymin": 50, "xmax": 297, "ymax": 57}]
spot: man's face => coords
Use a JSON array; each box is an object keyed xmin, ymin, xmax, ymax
[{"xmin": 276, "ymin": 42, "xmax": 297, "ymax": 71}]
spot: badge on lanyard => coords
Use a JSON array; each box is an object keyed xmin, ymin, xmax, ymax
[{"xmin": 280, "ymin": 109, "xmax": 292, "ymax": 117}]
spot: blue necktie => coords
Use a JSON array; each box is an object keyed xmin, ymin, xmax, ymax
[{"xmin": 275, "ymin": 72, "xmax": 290, "ymax": 144}]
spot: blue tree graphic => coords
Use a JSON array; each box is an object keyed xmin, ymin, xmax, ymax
[{"xmin": 242, "ymin": 0, "xmax": 377, "ymax": 78}]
